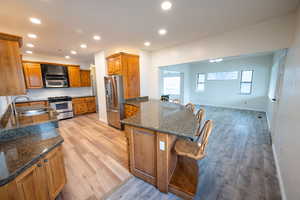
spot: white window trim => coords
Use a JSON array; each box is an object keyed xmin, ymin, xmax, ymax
[
  {"xmin": 240, "ymin": 70, "xmax": 254, "ymax": 95},
  {"xmin": 196, "ymin": 73, "xmax": 205, "ymax": 92}
]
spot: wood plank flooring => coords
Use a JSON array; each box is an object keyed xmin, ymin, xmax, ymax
[
  {"xmin": 58, "ymin": 114, "xmax": 132, "ymax": 200},
  {"xmin": 107, "ymin": 106, "xmax": 282, "ymax": 200}
]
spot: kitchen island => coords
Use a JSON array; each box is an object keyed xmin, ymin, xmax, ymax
[{"xmin": 122, "ymin": 99, "xmax": 199, "ymax": 199}]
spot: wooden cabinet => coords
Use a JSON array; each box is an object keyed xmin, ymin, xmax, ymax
[
  {"xmin": 0, "ymin": 146, "xmax": 66, "ymax": 200},
  {"xmin": 106, "ymin": 53, "xmax": 140, "ymax": 99},
  {"xmin": 0, "ymin": 33, "xmax": 26, "ymax": 96},
  {"xmin": 23, "ymin": 63, "xmax": 43, "ymax": 88},
  {"xmin": 72, "ymin": 97, "xmax": 96, "ymax": 115},
  {"xmin": 124, "ymin": 104, "xmax": 139, "ymax": 118},
  {"xmin": 68, "ymin": 65, "xmax": 81, "ymax": 87},
  {"xmin": 44, "ymin": 146, "xmax": 66, "ymax": 200},
  {"xmin": 16, "ymin": 161, "xmax": 49, "ymax": 200},
  {"xmin": 127, "ymin": 127, "xmax": 157, "ymax": 185},
  {"xmin": 16, "ymin": 101, "xmax": 48, "ymax": 107},
  {"xmin": 80, "ymin": 70, "xmax": 91, "ymax": 87}
]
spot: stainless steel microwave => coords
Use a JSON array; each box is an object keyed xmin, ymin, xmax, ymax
[{"xmin": 41, "ymin": 64, "xmax": 69, "ymax": 88}]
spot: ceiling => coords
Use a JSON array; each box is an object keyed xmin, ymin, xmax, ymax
[{"xmin": 0, "ymin": 0, "xmax": 298, "ymax": 63}]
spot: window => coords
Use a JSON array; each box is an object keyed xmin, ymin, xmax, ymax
[
  {"xmin": 207, "ymin": 71, "xmax": 238, "ymax": 80},
  {"xmin": 240, "ymin": 70, "xmax": 253, "ymax": 94},
  {"xmin": 196, "ymin": 73, "xmax": 205, "ymax": 91},
  {"xmin": 163, "ymin": 77, "xmax": 181, "ymax": 95}
]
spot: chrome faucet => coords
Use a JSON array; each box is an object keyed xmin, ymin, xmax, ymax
[{"xmin": 12, "ymin": 95, "xmax": 30, "ymax": 117}]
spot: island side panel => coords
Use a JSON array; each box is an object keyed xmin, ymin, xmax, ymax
[
  {"xmin": 125, "ymin": 125, "xmax": 178, "ymax": 193},
  {"xmin": 125, "ymin": 125, "xmax": 157, "ymax": 185}
]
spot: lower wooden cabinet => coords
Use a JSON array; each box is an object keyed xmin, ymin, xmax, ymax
[
  {"xmin": 72, "ymin": 97, "xmax": 96, "ymax": 115},
  {"xmin": 44, "ymin": 146, "xmax": 66, "ymax": 200},
  {"xmin": 0, "ymin": 146, "xmax": 66, "ymax": 200},
  {"xmin": 16, "ymin": 101, "xmax": 48, "ymax": 108},
  {"xmin": 124, "ymin": 104, "xmax": 139, "ymax": 118}
]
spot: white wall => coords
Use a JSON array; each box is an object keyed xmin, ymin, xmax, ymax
[
  {"xmin": 272, "ymin": 7, "xmax": 300, "ymax": 200},
  {"xmin": 94, "ymin": 51, "xmax": 107, "ymax": 123},
  {"xmin": 188, "ymin": 55, "xmax": 272, "ymax": 111},
  {"xmin": 266, "ymin": 49, "xmax": 287, "ymax": 131}
]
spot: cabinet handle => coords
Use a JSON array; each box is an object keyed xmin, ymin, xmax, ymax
[
  {"xmin": 37, "ymin": 163, "xmax": 42, "ymax": 167},
  {"xmin": 44, "ymin": 159, "xmax": 48, "ymax": 163}
]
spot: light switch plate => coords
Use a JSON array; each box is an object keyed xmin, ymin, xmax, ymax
[{"xmin": 159, "ymin": 141, "xmax": 165, "ymax": 151}]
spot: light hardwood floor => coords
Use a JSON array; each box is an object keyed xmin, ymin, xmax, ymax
[{"xmin": 58, "ymin": 114, "xmax": 132, "ymax": 200}]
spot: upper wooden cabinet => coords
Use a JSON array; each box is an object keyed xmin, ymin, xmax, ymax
[
  {"xmin": 106, "ymin": 53, "xmax": 140, "ymax": 99},
  {"xmin": 0, "ymin": 33, "xmax": 26, "ymax": 96},
  {"xmin": 80, "ymin": 70, "xmax": 91, "ymax": 87},
  {"xmin": 23, "ymin": 63, "xmax": 43, "ymax": 89},
  {"xmin": 68, "ymin": 65, "xmax": 81, "ymax": 87}
]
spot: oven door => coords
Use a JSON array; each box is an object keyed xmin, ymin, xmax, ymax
[{"xmin": 50, "ymin": 101, "xmax": 72, "ymax": 113}]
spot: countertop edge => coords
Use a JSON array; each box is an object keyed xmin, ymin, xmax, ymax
[
  {"xmin": 0, "ymin": 137, "xmax": 64, "ymax": 187},
  {"xmin": 121, "ymin": 121, "xmax": 194, "ymax": 139}
]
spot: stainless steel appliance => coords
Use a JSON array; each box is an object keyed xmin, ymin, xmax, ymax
[
  {"xmin": 48, "ymin": 96, "xmax": 73, "ymax": 120},
  {"xmin": 41, "ymin": 64, "xmax": 69, "ymax": 88},
  {"xmin": 104, "ymin": 75, "xmax": 124, "ymax": 129}
]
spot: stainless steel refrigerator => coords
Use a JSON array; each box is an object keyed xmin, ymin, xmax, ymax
[{"xmin": 104, "ymin": 75, "xmax": 124, "ymax": 129}]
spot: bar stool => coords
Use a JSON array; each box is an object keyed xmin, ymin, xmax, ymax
[
  {"xmin": 185, "ymin": 102, "xmax": 195, "ymax": 113},
  {"xmin": 174, "ymin": 120, "xmax": 213, "ymax": 160},
  {"xmin": 194, "ymin": 108, "xmax": 205, "ymax": 138}
]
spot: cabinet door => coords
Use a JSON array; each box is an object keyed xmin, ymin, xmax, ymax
[
  {"xmin": 107, "ymin": 56, "xmax": 121, "ymax": 75},
  {"xmin": 0, "ymin": 38, "xmax": 26, "ymax": 95},
  {"xmin": 15, "ymin": 161, "xmax": 49, "ymax": 200},
  {"xmin": 44, "ymin": 147, "xmax": 66, "ymax": 200},
  {"xmin": 68, "ymin": 66, "xmax": 81, "ymax": 87},
  {"xmin": 73, "ymin": 100, "xmax": 88, "ymax": 115},
  {"xmin": 125, "ymin": 56, "xmax": 140, "ymax": 98},
  {"xmin": 80, "ymin": 70, "xmax": 91, "ymax": 87},
  {"xmin": 128, "ymin": 127, "xmax": 157, "ymax": 185},
  {"xmin": 86, "ymin": 97, "xmax": 96, "ymax": 113},
  {"xmin": 23, "ymin": 63, "xmax": 43, "ymax": 89}
]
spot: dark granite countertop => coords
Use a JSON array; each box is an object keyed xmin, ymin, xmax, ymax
[
  {"xmin": 72, "ymin": 95, "xmax": 95, "ymax": 98},
  {"xmin": 0, "ymin": 121, "xmax": 63, "ymax": 186},
  {"xmin": 121, "ymin": 99, "xmax": 196, "ymax": 139}
]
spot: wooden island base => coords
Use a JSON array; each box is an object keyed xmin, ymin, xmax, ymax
[{"xmin": 125, "ymin": 125, "xmax": 199, "ymax": 199}]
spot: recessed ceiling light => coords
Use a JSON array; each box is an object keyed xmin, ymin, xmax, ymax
[
  {"xmin": 209, "ymin": 58, "xmax": 223, "ymax": 63},
  {"xmin": 161, "ymin": 1, "xmax": 172, "ymax": 10},
  {"xmin": 29, "ymin": 17, "xmax": 41, "ymax": 24},
  {"xmin": 65, "ymin": 56, "xmax": 70, "ymax": 59},
  {"xmin": 144, "ymin": 41, "xmax": 151, "ymax": 46},
  {"xmin": 158, "ymin": 29, "xmax": 167, "ymax": 35},
  {"xmin": 25, "ymin": 50, "xmax": 33, "ymax": 54},
  {"xmin": 80, "ymin": 44, "xmax": 87, "ymax": 48},
  {"xmin": 26, "ymin": 43, "xmax": 34, "ymax": 48},
  {"xmin": 27, "ymin": 33, "xmax": 37, "ymax": 39},
  {"xmin": 93, "ymin": 35, "xmax": 101, "ymax": 40},
  {"xmin": 70, "ymin": 50, "xmax": 77, "ymax": 55}
]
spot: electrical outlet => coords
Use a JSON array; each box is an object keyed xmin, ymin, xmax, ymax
[{"xmin": 159, "ymin": 141, "xmax": 165, "ymax": 151}]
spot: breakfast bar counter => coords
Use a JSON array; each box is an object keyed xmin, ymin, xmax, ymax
[{"xmin": 121, "ymin": 99, "xmax": 199, "ymax": 199}]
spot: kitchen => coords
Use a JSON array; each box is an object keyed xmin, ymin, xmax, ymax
[{"xmin": 1, "ymin": 0, "xmax": 300, "ymax": 200}]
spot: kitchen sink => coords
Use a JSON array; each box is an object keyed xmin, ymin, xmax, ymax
[{"xmin": 17, "ymin": 107, "xmax": 48, "ymax": 117}]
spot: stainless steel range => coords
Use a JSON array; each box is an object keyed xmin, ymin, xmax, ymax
[{"xmin": 48, "ymin": 96, "xmax": 73, "ymax": 120}]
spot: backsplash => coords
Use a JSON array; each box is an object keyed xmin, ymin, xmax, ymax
[{"xmin": 25, "ymin": 87, "xmax": 93, "ymax": 100}]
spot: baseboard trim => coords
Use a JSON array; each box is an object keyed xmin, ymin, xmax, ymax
[
  {"xmin": 196, "ymin": 103, "xmax": 265, "ymax": 112},
  {"xmin": 272, "ymin": 144, "xmax": 287, "ymax": 200}
]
